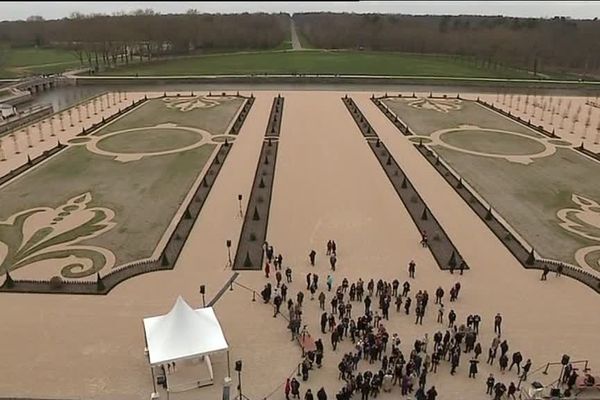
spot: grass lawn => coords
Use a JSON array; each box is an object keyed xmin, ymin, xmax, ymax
[
  {"xmin": 0, "ymin": 96, "xmax": 242, "ymax": 279},
  {"xmin": 102, "ymin": 50, "xmax": 533, "ymax": 78},
  {"xmin": 383, "ymin": 98, "xmax": 537, "ymax": 136},
  {"xmin": 98, "ymin": 96, "xmax": 244, "ymax": 136},
  {"xmin": 384, "ymin": 97, "xmax": 600, "ymax": 271},
  {"xmin": 434, "ymin": 145, "xmax": 600, "ymax": 270},
  {"xmin": 0, "ymin": 46, "xmax": 82, "ymax": 78},
  {"xmin": 440, "ymin": 129, "xmax": 546, "ymax": 156}
]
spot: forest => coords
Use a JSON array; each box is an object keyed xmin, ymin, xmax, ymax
[
  {"xmin": 0, "ymin": 11, "xmax": 289, "ymax": 71},
  {"xmin": 294, "ymin": 13, "xmax": 600, "ymax": 76},
  {"xmin": 1, "ymin": 11, "xmax": 599, "ymax": 77}
]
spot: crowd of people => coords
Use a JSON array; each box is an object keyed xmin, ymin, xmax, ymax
[{"xmin": 256, "ymin": 240, "xmax": 545, "ymax": 400}]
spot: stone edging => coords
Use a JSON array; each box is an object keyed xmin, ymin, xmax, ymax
[
  {"xmin": 0, "ymin": 93, "xmax": 255, "ymax": 294},
  {"xmin": 373, "ymin": 95, "xmax": 600, "ymax": 293},
  {"xmin": 342, "ymin": 95, "xmax": 468, "ymax": 271},
  {"xmin": 233, "ymin": 95, "xmax": 284, "ymax": 270}
]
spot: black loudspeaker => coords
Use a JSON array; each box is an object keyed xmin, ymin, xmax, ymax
[
  {"xmin": 235, "ymin": 360, "xmax": 243, "ymax": 372},
  {"xmin": 200, "ymin": 285, "xmax": 206, "ymax": 295},
  {"xmin": 561, "ymin": 354, "xmax": 570, "ymax": 365},
  {"xmin": 226, "ymin": 240, "xmax": 232, "ymax": 248}
]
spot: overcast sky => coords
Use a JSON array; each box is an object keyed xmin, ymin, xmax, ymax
[{"xmin": 2, "ymin": 1, "xmax": 600, "ymax": 21}]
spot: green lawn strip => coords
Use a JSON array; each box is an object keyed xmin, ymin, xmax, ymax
[
  {"xmin": 103, "ymin": 50, "xmax": 532, "ymax": 78},
  {"xmin": 96, "ymin": 97, "xmax": 244, "ymax": 136},
  {"xmin": 0, "ymin": 47, "xmax": 79, "ymax": 67},
  {"xmin": 440, "ymin": 129, "xmax": 546, "ymax": 155},
  {"xmin": 0, "ymin": 47, "xmax": 82, "ymax": 77},
  {"xmin": 383, "ymin": 99, "xmax": 538, "ymax": 136},
  {"xmin": 433, "ymin": 146, "xmax": 600, "ymax": 269},
  {"xmin": 97, "ymin": 128, "xmax": 203, "ymax": 153}
]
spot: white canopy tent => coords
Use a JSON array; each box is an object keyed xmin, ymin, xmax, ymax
[{"xmin": 143, "ymin": 296, "xmax": 230, "ymax": 394}]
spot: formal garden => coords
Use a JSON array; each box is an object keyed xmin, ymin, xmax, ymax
[
  {"xmin": 0, "ymin": 95, "xmax": 245, "ymax": 281},
  {"xmin": 383, "ymin": 96, "xmax": 600, "ymax": 272}
]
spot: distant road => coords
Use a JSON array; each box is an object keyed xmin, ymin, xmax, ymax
[{"xmin": 290, "ymin": 19, "xmax": 302, "ymax": 50}]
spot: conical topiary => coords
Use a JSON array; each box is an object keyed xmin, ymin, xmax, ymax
[
  {"xmin": 485, "ymin": 207, "xmax": 493, "ymax": 220},
  {"xmin": 448, "ymin": 251, "xmax": 457, "ymax": 268},
  {"xmin": 243, "ymin": 251, "xmax": 253, "ymax": 268},
  {"xmin": 264, "ymin": 156, "xmax": 269, "ymax": 165},
  {"xmin": 401, "ymin": 177, "xmax": 408, "ymax": 189},
  {"xmin": 161, "ymin": 254, "xmax": 169, "ymax": 266},
  {"xmin": 4, "ymin": 271, "xmax": 14, "ymax": 288},
  {"xmin": 259, "ymin": 177, "xmax": 265, "ymax": 188},
  {"xmin": 268, "ymin": 137, "xmax": 272, "ymax": 146},
  {"xmin": 457, "ymin": 178, "xmax": 463, "ymax": 189},
  {"xmin": 215, "ymin": 155, "xmax": 220, "ymax": 165},
  {"xmin": 253, "ymin": 206, "xmax": 260, "ymax": 221},
  {"xmin": 376, "ymin": 139, "xmax": 380, "ymax": 147},
  {"xmin": 526, "ymin": 249, "xmax": 535, "ymax": 265},
  {"xmin": 421, "ymin": 207, "xmax": 428, "ymax": 220},
  {"xmin": 386, "ymin": 156, "xmax": 392, "ymax": 166},
  {"xmin": 184, "ymin": 208, "xmax": 192, "ymax": 219},
  {"xmin": 96, "ymin": 273, "xmax": 105, "ymax": 292}
]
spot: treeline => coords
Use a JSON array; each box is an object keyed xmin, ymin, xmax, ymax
[
  {"xmin": 294, "ymin": 13, "xmax": 600, "ymax": 75},
  {"xmin": 0, "ymin": 11, "xmax": 289, "ymax": 71}
]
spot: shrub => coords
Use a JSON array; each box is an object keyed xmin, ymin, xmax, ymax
[
  {"xmin": 50, "ymin": 276, "xmax": 63, "ymax": 289},
  {"xmin": 249, "ymin": 232, "xmax": 257, "ymax": 241}
]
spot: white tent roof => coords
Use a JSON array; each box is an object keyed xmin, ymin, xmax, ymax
[{"xmin": 143, "ymin": 296, "xmax": 229, "ymax": 365}]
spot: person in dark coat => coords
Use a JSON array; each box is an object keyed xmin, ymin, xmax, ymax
[
  {"xmin": 499, "ymin": 353, "xmax": 509, "ymax": 372},
  {"xmin": 331, "ymin": 329, "xmax": 339, "ymax": 351},
  {"xmin": 541, "ymin": 265, "xmax": 549, "ymax": 280},
  {"xmin": 521, "ymin": 358, "xmax": 532, "ymax": 381},
  {"xmin": 469, "ymin": 358, "xmax": 479, "ymax": 378},
  {"xmin": 309, "ymin": 250, "xmax": 317, "ymax": 266},
  {"xmin": 509, "ymin": 351, "xmax": 523, "ymax": 374},
  {"xmin": 426, "ymin": 386, "xmax": 438, "ymax": 400},
  {"xmin": 317, "ymin": 387, "xmax": 327, "ymax": 400},
  {"xmin": 486, "ymin": 374, "xmax": 495, "ymax": 395},
  {"xmin": 290, "ymin": 378, "xmax": 301, "ymax": 399},
  {"xmin": 507, "ymin": 382, "xmax": 517, "ymax": 400}
]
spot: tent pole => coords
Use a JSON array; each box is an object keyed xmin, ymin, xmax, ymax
[
  {"xmin": 151, "ymin": 365, "xmax": 157, "ymax": 393},
  {"xmin": 227, "ymin": 350, "xmax": 231, "ymax": 378},
  {"xmin": 143, "ymin": 326, "xmax": 157, "ymax": 393}
]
